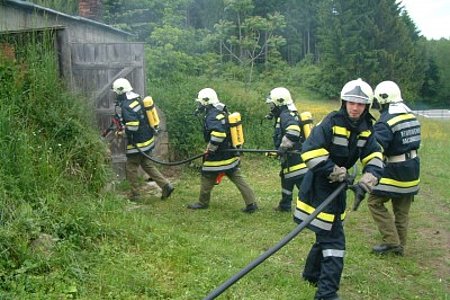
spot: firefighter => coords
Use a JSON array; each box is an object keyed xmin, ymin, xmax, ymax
[
  {"xmin": 295, "ymin": 78, "xmax": 384, "ymax": 300},
  {"xmin": 265, "ymin": 87, "xmax": 308, "ymax": 212},
  {"xmin": 187, "ymin": 88, "xmax": 258, "ymax": 213},
  {"xmin": 112, "ymin": 78, "xmax": 174, "ymax": 201},
  {"xmin": 368, "ymin": 81, "xmax": 421, "ymax": 256}
]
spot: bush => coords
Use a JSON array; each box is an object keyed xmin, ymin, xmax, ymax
[{"xmin": 0, "ymin": 33, "xmax": 114, "ymax": 288}]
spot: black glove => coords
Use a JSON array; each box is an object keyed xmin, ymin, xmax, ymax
[{"xmin": 350, "ymin": 184, "xmax": 367, "ymax": 211}]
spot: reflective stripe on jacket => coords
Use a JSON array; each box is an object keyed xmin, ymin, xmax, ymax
[
  {"xmin": 120, "ymin": 96, "xmax": 155, "ymax": 155},
  {"xmin": 273, "ymin": 107, "xmax": 307, "ymax": 179},
  {"xmin": 371, "ymin": 109, "xmax": 421, "ymax": 197},
  {"xmin": 202, "ymin": 105, "xmax": 240, "ymax": 173},
  {"xmin": 295, "ymin": 108, "xmax": 383, "ymax": 231}
]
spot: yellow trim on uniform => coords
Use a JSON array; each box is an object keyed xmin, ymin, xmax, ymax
[
  {"xmin": 203, "ymin": 157, "xmax": 239, "ymax": 167},
  {"xmin": 211, "ymin": 131, "xmax": 227, "ymax": 138},
  {"xmin": 283, "ymin": 163, "xmax": 307, "ymax": 173},
  {"xmin": 358, "ymin": 130, "xmax": 371, "ymax": 138},
  {"xmin": 126, "ymin": 121, "xmax": 139, "ymax": 127},
  {"xmin": 286, "ymin": 124, "xmax": 301, "ymax": 132},
  {"xmin": 379, "ymin": 178, "xmax": 420, "ymax": 187},
  {"xmin": 361, "ymin": 151, "xmax": 383, "ymax": 166},
  {"xmin": 301, "ymin": 148, "xmax": 330, "ymax": 161},
  {"xmin": 127, "ymin": 137, "xmax": 154, "ymax": 149},
  {"xmin": 387, "ymin": 113, "xmax": 415, "ymax": 126},
  {"xmin": 333, "ymin": 126, "xmax": 350, "ymax": 138},
  {"xmin": 216, "ymin": 114, "xmax": 225, "ymax": 120},
  {"xmin": 297, "ymin": 200, "xmax": 346, "ymax": 222},
  {"xmin": 130, "ymin": 100, "xmax": 140, "ymax": 108}
]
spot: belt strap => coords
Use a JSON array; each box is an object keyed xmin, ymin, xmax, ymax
[{"xmin": 387, "ymin": 150, "xmax": 417, "ymax": 162}]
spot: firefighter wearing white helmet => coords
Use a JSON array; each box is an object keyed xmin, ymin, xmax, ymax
[
  {"xmin": 111, "ymin": 78, "xmax": 174, "ymax": 201},
  {"xmin": 187, "ymin": 88, "xmax": 258, "ymax": 213},
  {"xmin": 112, "ymin": 78, "xmax": 133, "ymax": 95},
  {"xmin": 265, "ymin": 87, "xmax": 308, "ymax": 212},
  {"xmin": 368, "ymin": 80, "xmax": 421, "ymax": 256},
  {"xmin": 295, "ymin": 79, "xmax": 383, "ymax": 300}
]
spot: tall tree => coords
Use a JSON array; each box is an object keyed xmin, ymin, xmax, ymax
[
  {"xmin": 315, "ymin": 0, "xmax": 425, "ymax": 99},
  {"xmin": 212, "ymin": 0, "xmax": 286, "ymax": 83}
]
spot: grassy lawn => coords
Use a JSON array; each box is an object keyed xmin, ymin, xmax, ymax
[{"xmin": 71, "ymin": 117, "xmax": 449, "ymax": 300}]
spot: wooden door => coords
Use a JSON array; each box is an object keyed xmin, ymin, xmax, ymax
[{"xmin": 70, "ymin": 42, "xmax": 146, "ymax": 179}]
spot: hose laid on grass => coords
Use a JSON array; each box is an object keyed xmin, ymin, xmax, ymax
[{"xmin": 203, "ymin": 176, "xmax": 354, "ymax": 300}]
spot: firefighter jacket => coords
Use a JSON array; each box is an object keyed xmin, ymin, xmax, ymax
[
  {"xmin": 119, "ymin": 93, "xmax": 155, "ymax": 155},
  {"xmin": 294, "ymin": 107, "xmax": 384, "ymax": 231},
  {"xmin": 202, "ymin": 104, "xmax": 240, "ymax": 173},
  {"xmin": 273, "ymin": 106, "xmax": 307, "ymax": 179},
  {"xmin": 371, "ymin": 106, "xmax": 421, "ymax": 197}
]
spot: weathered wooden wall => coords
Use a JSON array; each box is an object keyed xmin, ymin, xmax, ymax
[
  {"xmin": 0, "ymin": 1, "xmax": 157, "ymax": 180},
  {"xmin": 0, "ymin": 1, "xmax": 131, "ymax": 43},
  {"xmin": 70, "ymin": 42, "xmax": 146, "ymax": 178}
]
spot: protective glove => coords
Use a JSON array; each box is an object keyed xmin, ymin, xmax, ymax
[
  {"xmin": 115, "ymin": 129, "xmax": 125, "ymax": 138},
  {"xmin": 206, "ymin": 142, "xmax": 218, "ymax": 154},
  {"xmin": 358, "ymin": 172, "xmax": 378, "ymax": 193},
  {"xmin": 350, "ymin": 184, "xmax": 366, "ymax": 211},
  {"xmin": 328, "ymin": 165, "xmax": 347, "ymax": 183},
  {"xmin": 279, "ymin": 136, "xmax": 294, "ymax": 155},
  {"xmin": 265, "ymin": 151, "xmax": 279, "ymax": 159}
]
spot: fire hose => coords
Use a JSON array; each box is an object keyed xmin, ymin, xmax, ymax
[
  {"xmin": 135, "ymin": 146, "xmax": 300, "ymax": 166},
  {"xmin": 202, "ymin": 170, "xmax": 356, "ymax": 300}
]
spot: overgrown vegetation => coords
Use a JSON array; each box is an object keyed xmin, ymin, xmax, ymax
[
  {"xmin": 0, "ymin": 35, "xmax": 449, "ymax": 299},
  {"xmin": 30, "ymin": 0, "xmax": 450, "ymax": 105},
  {"xmin": 0, "ymin": 34, "xmax": 116, "ymax": 295},
  {"xmin": 1, "ymin": 1, "xmax": 449, "ymax": 299}
]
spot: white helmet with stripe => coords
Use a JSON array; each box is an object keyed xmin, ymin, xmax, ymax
[{"xmin": 340, "ymin": 78, "xmax": 373, "ymax": 105}]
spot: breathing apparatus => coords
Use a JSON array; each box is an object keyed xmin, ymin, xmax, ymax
[
  {"xmin": 299, "ymin": 111, "xmax": 313, "ymax": 140},
  {"xmin": 265, "ymin": 87, "xmax": 314, "ymax": 140},
  {"xmin": 143, "ymin": 96, "xmax": 160, "ymax": 132}
]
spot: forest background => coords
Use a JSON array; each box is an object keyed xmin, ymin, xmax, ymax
[{"xmin": 33, "ymin": 0, "xmax": 450, "ymax": 106}]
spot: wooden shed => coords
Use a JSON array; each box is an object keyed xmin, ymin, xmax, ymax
[{"xmin": 0, "ymin": 0, "xmax": 156, "ymax": 179}]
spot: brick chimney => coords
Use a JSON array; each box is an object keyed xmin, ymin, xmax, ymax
[{"xmin": 79, "ymin": 0, "xmax": 102, "ymax": 21}]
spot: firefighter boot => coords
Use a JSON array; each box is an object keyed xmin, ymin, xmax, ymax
[
  {"xmin": 161, "ymin": 183, "xmax": 174, "ymax": 200},
  {"xmin": 372, "ymin": 244, "xmax": 404, "ymax": 256},
  {"xmin": 187, "ymin": 202, "xmax": 209, "ymax": 210},
  {"xmin": 241, "ymin": 203, "xmax": 258, "ymax": 213}
]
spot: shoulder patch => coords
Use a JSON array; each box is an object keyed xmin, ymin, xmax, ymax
[{"xmin": 216, "ymin": 114, "xmax": 225, "ymax": 120}]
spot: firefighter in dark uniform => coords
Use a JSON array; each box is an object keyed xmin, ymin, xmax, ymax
[
  {"xmin": 112, "ymin": 78, "xmax": 174, "ymax": 201},
  {"xmin": 294, "ymin": 78, "xmax": 384, "ymax": 300},
  {"xmin": 368, "ymin": 81, "xmax": 421, "ymax": 256},
  {"xmin": 187, "ymin": 88, "xmax": 258, "ymax": 213},
  {"xmin": 265, "ymin": 87, "xmax": 308, "ymax": 212}
]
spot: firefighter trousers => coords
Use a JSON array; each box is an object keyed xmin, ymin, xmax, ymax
[
  {"xmin": 303, "ymin": 219, "xmax": 345, "ymax": 300},
  {"xmin": 368, "ymin": 193, "xmax": 413, "ymax": 247},
  {"xmin": 199, "ymin": 168, "xmax": 255, "ymax": 206},
  {"xmin": 126, "ymin": 153, "xmax": 170, "ymax": 196},
  {"xmin": 279, "ymin": 174, "xmax": 302, "ymax": 210}
]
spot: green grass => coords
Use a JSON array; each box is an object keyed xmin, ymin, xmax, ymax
[
  {"xmin": 1, "ymin": 37, "xmax": 448, "ymax": 300},
  {"xmin": 76, "ymin": 120, "xmax": 450, "ymax": 299},
  {"xmin": 8, "ymin": 139, "xmax": 447, "ymax": 300}
]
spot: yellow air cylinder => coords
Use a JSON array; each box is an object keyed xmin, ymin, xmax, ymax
[
  {"xmin": 228, "ymin": 112, "xmax": 244, "ymax": 148},
  {"xmin": 300, "ymin": 111, "xmax": 313, "ymax": 139},
  {"xmin": 143, "ymin": 96, "xmax": 160, "ymax": 129}
]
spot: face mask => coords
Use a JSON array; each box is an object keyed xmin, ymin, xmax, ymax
[
  {"xmin": 372, "ymin": 98, "xmax": 381, "ymax": 110},
  {"xmin": 116, "ymin": 93, "xmax": 126, "ymax": 103},
  {"xmin": 194, "ymin": 103, "xmax": 206, "ymax": 116}
]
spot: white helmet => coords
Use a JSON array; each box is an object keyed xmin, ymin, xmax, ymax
[
  {"xmin": 340, "ymin": 78, "xmax": 373, "ymax": 105},
  {"xmin": 112, "ymin": 78, "xmax": 133, "ymax": 95},
  {"xmin": 196, "ymin": 88, "xmax": 219, "ymax": 106},
  {"xmin": 374, "ymin": 80, "xmax": 403, "ymax": 104},
  {"xmin": 266, "ymin": 87, "xmax": 294, "ymax": 106}
]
